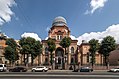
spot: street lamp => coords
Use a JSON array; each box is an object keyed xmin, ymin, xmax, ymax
[{"xmin": 53, "ymin": 57, "xmax": 55, "ymax": 63}]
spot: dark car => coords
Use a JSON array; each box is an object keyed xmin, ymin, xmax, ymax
[
  {"xmin": 9, "ymin": 67, "xmax": 27, "ymax": 72},
  {"xmin": 79, "ymin": 67, "xmax": 93, "ymax": 72},
  {"xmin": 73, "ymin": 67, "xmax": 93, "ymax": 72}
]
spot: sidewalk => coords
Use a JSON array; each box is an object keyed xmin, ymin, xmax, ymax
[
  {"xmin": 48, "ymin": 69, "xmax": 108, "ymax": 73},
  {"xmin": 48, "ymin": 70, "xmax": 72, "ymax": 72}
]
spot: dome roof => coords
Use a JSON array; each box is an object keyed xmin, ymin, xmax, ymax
[{"xmin": 52, "ymin": 16, "xmax": 67, "ymax": 26}]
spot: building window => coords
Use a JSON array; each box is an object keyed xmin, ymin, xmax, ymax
[
  {"xmin": 45, "ymin": 47, "xmax": 48, "ymax": 54},
  {"xmin": 71, "ymin": 47, "xmax": 74, "ymax": 53},
  {"xmin": 58, "ymin": 57, "xmax": 61, "ymax": 64},
  {"xmin": 87, "ymin": 53, "xmax": 89, "ymax": 63},
  {"xmin": 44, "ymin": 57, "xmax": 49, "ymax": 65},
  {"xmin": 87, "ymin": 52, "xmax": 91, "ymax": 63},
  {"xmin": 71, "ymin": 57, "xmax": 74, "ymax": 64},
  {"xmin": 59, "ymin": 35, "xmax": 62, "ymax": 40},
  {"xmin": 57, "ymin": 35, "xmax": 62, "ymax": 40}
]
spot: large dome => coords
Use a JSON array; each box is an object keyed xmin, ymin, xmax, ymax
[{"xmin": 52, "ymin": 16, "xmax": 67, "ymax": 26}]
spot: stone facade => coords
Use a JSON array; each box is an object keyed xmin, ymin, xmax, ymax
[
  {"xmin": 78, "ymin": 43, "xmax": 103, "ymax": 66},
  {"xmin": 41, "ymin": 16, "xmax": 78, "ymax": 69},
  {"xmin": 0, "ymin": 33, "xmax": 7, "ymax": 64}
]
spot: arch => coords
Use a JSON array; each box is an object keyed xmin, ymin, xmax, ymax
[
  {"xmin": 45, "ymin": 58, "xmax": 48, "ymax": 63},
  {"xmin": 58, "ymin": 30, "xmax": 61, "ymax": 32},
  {"xmin": 71, "ymin": 57, "xmax": 74, "ymax": 64},
  {"xmin": 55, "ymin": 47, "xmax": 64, "ymax": 56},
  {"xmin": 44, "ymin": 57, "xmax": 49, "ymax": 65},
  {"xmin": 71, "ymin": 47, "xmax": 74, "ymax": 53},
  {"xmin": 55, "ymin": 47, "xmax": 64, "ymax": 69}
]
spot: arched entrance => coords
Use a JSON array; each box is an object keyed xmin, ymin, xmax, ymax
[{"xmin": 55, "ymin": 47, "xmax": 64, "ymax": 69}]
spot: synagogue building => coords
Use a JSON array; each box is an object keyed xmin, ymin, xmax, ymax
[{"xmin": 1, "ymin": 16, "xmax": 118, "ymax": 70}]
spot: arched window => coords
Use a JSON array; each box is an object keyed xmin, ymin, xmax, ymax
[
  {"xmin": 58, "ymin": 57, "xmax": 61, "ymax": 64},
  {"xmin": 87, "ymin": 53, "xmax": 89, "ymax": 63},
  {"xmin": 71, "ymin": 57, "xmax": 74, "ymax": 64},
  {"xmin": 44, "ymin": 57, "xmax": 49, "ymax": 65},
  {"xmin": 45, "ymin": 47, "xmax": 48, "ymax": 54},
  {"xmin": 45, "ymin": 58, "xmax": 48, "ymax": 63},
  {"xmin": 57, "ymin": 35, "xmax": 62, "ymax": 40},
  {"xmin": 71, "ymin": 47, "xmax": 74, "ymax": 53},
  {"xmin": 87, "ymin": 52, "xmax": 91, "ymax": 63}
]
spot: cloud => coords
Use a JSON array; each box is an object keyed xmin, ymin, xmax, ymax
[
  {"xmin": 45, "ymin": 27, "xmax": 50, "ymax": 32},
  {"xmin": 0, "ymin": 0, "xmax": 16, "ymax": 25},
  {"xmin": 70, "ymin": 35, "xmax": 77, "ymax": 40},
  {"xmin": 77, "ymin": 24, "xmax": 119, "ymax": 45},
  {"xmin": 45, "ymin": 37, "xmax": 48, "ymax": 40},
  {"xmin": 21, "ymin": 32, "xmax": 41, "ymax": 41},
  {"xmin": 85, "ymin": 0, "xmax": 108, "ymax": 14}
]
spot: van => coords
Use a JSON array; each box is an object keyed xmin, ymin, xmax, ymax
[{"xmin": 0, "ymin": 64, "xmax": 7, "ymax": 72}]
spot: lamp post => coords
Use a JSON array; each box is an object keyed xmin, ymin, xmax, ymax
[
  {"xmin": 63, "ymin": 55, "xmax": 67, "ymax": 69},
  {"xmin": 64, "ymin": 56, "xmax": 67, "ymax": 63},
  {"xmin": 53, "ymin": 57, "xmax": 55, "ymax": 70}
]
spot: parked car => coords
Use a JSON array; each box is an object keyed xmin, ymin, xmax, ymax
[
  {"xmin": 0, "ymin": 64, "xmax": 7, "ymax": 72},
  {"xmin": 73, "ymin": 67, "xmax": 93, "ymax": 72},
  {"xmin": 9, "ymin": 66, "xmax": 27, "ymax": 72},
  {"xmin": 32, "ymin": 66, "xmax": 48, "ymax": 72},
  {"xmin": 109, "ymin": 68, "xmax": 119, "ymax": 72}
]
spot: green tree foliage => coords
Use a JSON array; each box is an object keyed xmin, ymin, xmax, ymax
[
  {"xmin": 89, "ymin": 39, "xmax": 99, "ymax": 68},
  {"xmin": 19, "ymin": 37, "xmax": 42, "ymax": 65},
  {"xmin": 99, "ymin": 36, "xmax": 116, "ymax": 67},
  {"xmin": 4, "ymin": 38, "xmax": 19, "ymax": 65},
  {"xmin": 47, "ymin": 38, "xmax": 56, "ymax": 69},
  {"xmin": 59, "ymin": 37, "xmax": 71, "ymax": 55},
  {"xmin": 6, "ymin": 38, "xmax": 17, "ymax": 49}
]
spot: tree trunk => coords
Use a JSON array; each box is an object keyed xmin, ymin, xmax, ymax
[
  {"xmin": 91, "ymin": 55, "xmax": 95, "ymax": 69},
  {"xmin": 31, "ymin": 55, "xmax": 34, "ymax": 66},
  {"xmin": 50, "ymin": 52, "xmax": 53, "ymax": 69},
  {"xmin": 64, "ymin": 48, "xmax": 67, "ymax": 69},
  {"xmin": 26, "ymin": 53, "xmax": 29, "ymax": 67},
  {"xmin": 23, "ymin": 54, "xmax": 25, "ymax": 66},
  {"xmin": 10, "ymin": 61, "xmax": 12, "ymax": 67},
  {"xmin": 104, "ymin": 56, "xmax": 109, "ymax": 69},
  {"xmin": 38, "ymin": 54, "xmax": 40, "ymax": 66},
  {"xmin": 65, "ymin": 48, "xmax": 66, "ymax": 55}
]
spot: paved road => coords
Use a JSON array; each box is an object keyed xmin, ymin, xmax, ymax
[{"xmin": 0, "ymin": 70, "xmax": 119, "ymax": 79}]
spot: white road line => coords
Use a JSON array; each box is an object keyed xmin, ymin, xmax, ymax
[{"xmin": 0, "ymin": 75, "xmax": 119, "ymax": 78}]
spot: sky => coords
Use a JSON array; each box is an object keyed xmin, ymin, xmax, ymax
[{"xmin": 0, "ymin": 0, "xmax": 119, "ymax": 45}]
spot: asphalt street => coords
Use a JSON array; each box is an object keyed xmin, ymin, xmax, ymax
[{"xmin": 0, "ymin": 70, "xmax": 119, "ymax": 79}]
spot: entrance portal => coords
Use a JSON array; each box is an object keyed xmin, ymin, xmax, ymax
[{"xmin": 55, "ymin": 47, "xmax": 64, "ymax": 69}]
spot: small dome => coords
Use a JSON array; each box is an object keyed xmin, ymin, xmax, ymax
[{"xmin": 52, "ymin": 16, "xmax": 67, "ymax": 26}]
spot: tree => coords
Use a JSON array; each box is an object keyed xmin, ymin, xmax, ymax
[
  {"xmin": 47, "ymin": 38, "xmax": 56, "ymax": 69},
  {"xmin": 59, "ymin": 37, "xmax": 71, "ymax": 69},
  {"xmin": 19, "ymin": 37, "xmax": 42, "ymax": 66},
  {"xmin": 4, "ymin": 38, "xmax": 19, "ymax": 66},
  {"xmin": 5, "ymin": 38, "xmax": 17, "ymax": 49},
  {"xmin": 32, "ymin": 41, "xmax": 42, "ymax": 65},
  {"xmin": 89, "ymin": 39, "xmax": 99, "ymax": 68},
  {"xmin": 59, "ymin": 37, "xmax": 71, "ymax": 55},
  {"xmin": 98, "ymin": 36, "xmax": 116, "ymax": 68}
]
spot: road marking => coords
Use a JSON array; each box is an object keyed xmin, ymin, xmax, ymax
[{"xmin": 0, "ymin": 75, "xmax": 119, "ymax": 78}]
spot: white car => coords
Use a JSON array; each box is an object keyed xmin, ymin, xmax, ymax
[
  {"xmin": 109, "ymin": 68, "xmax": 119, "ymax": 72},
  {"xmin": 0, "ymin": 64, "xmax": 7, "ymax": 72},
  {"xmin": 32, "ymin": 66, "xmax": 48, "ymax": 72}
]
